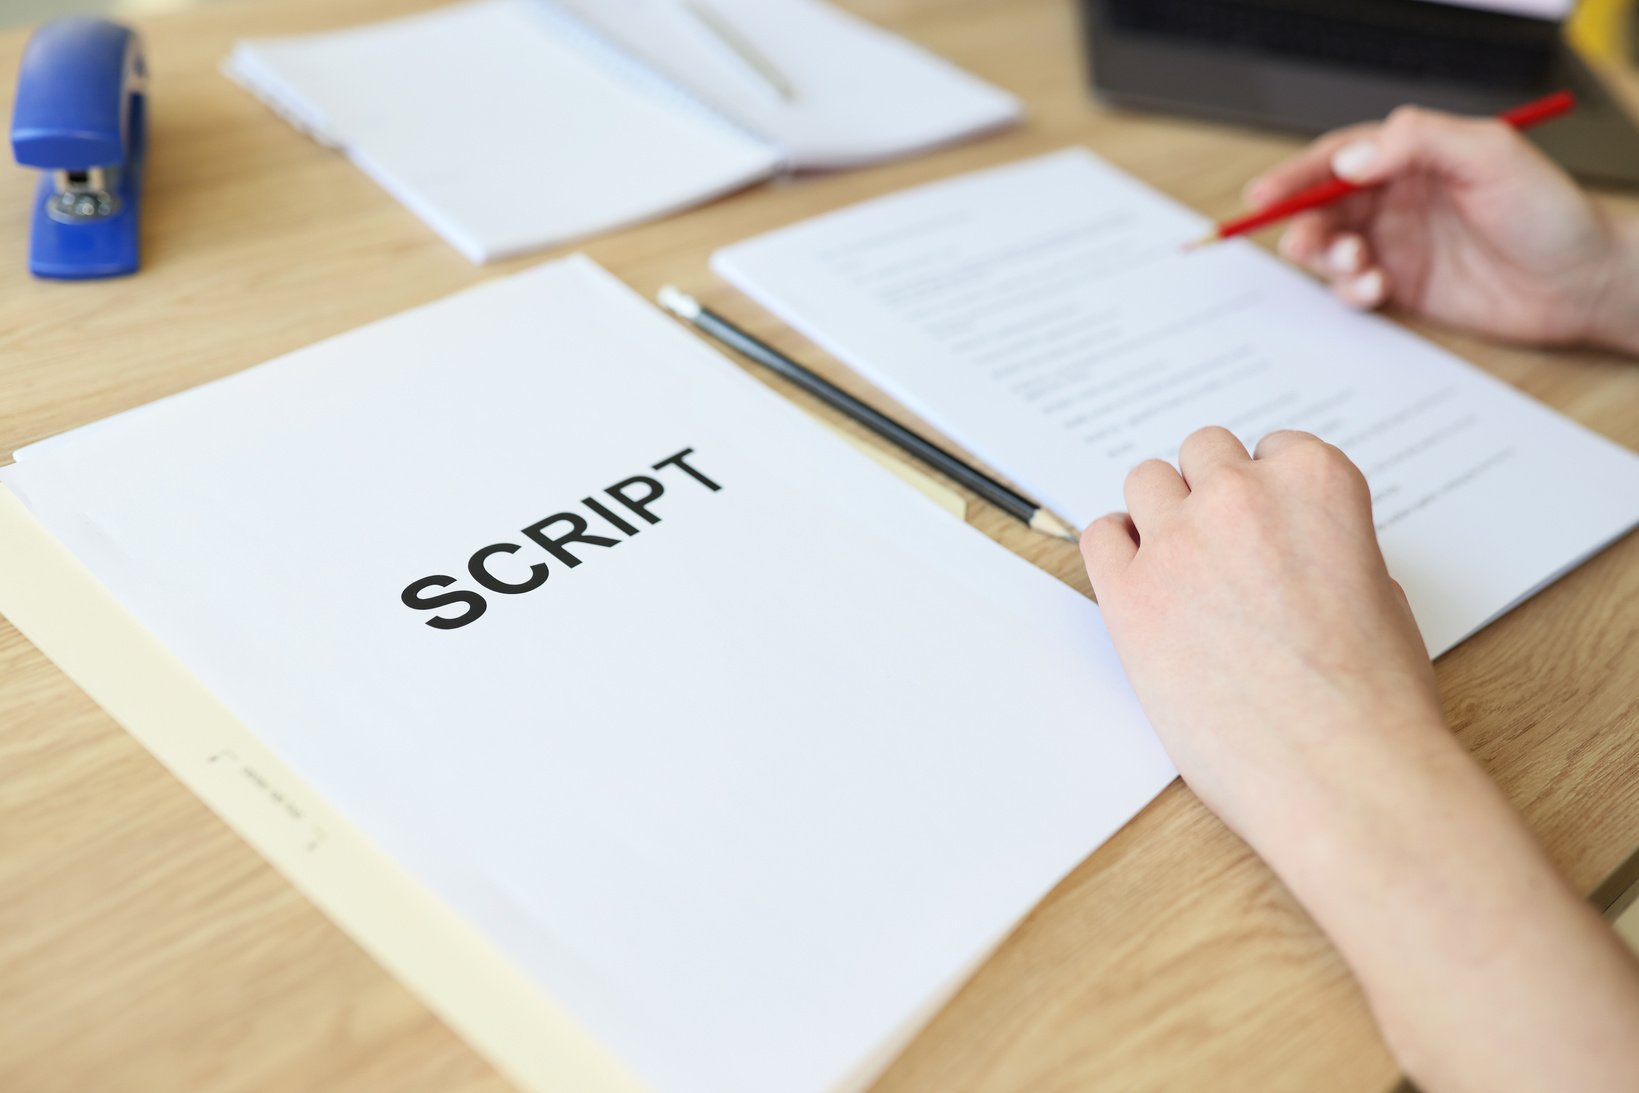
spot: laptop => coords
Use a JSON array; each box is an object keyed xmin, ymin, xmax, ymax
[{"xmin": 1080, "ymin": 0, "xmax": 1639, "ymax": 186}]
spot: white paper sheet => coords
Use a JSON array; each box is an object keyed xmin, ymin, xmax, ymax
[
  {"xmin": 225, "ymin": 0, "xmax": 782, "ymax": 263},
  {"xmin": 712, "ymin": 149, "xmax": 1639, "ymax": 655},
  {"xmin": 2, "ymin": 256, "xmax": 1176, "ymax": 1093},
  {"xmin": 552, "ymin": 0, "xmax": 1021, "ymax": 169}
]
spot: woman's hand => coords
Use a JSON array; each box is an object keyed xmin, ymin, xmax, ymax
[
  {"xmin": 1080, "ymin": 427, "xmax": 1639, "ymax": 1093},
  {"xmin": 1245, "ymin": 106, "xmax": 1639, "ymax": 354},
  {"xmin": 1078, "ymin": 426, "xmax": 1446, "ymax": 845}
]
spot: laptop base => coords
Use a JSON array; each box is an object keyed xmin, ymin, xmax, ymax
[{"xmin": 1084, "ymin": 14, "xmax": 1639, "ymax": 188}]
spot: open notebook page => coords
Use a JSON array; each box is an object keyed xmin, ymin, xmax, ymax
[
  {"xmin": 714, "ymin": 149, "xmax": 1639, "ymax": 656},
  {"xmin": 225, "ymin": 0, "xmax": 780, "ymax": 263},
  {"xmin": 552, "ymin": 0, "xmax": 1021, "ymax": 169},
  {"xmin": 1, "ymin": 257, "xmax": 1175, "ymax": 1093}
]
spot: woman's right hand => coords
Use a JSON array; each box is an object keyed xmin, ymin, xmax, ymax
[{"xmin": 1244, "ymin": 105, "xmax": 1639, "ymax": 354}]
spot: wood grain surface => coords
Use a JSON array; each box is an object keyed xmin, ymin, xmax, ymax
[{"xmin": 2, "ymin": 1, "xmax": 1637, "ymax": 1090}]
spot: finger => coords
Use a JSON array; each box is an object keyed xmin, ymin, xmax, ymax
[
  {"xmin": 1333, "ymin": 266, "xmax": 1389, "ymax": 310},
  {"xmin": 1281, "ymin": 220, "xmax": 1372, "ymax": 279},
  {"xmin": 1323, "ymin": 233, "xmax": 1370, "ymax": 278},
  {"xmin": 1277, "ymin": 212, "xmax": 1333, "ymax": 269},
  {"xmin": 1244, "ymin": 121, "xmax": 1378, "ymax": 208},
  {"xmin": 1124, "ymin": 458, "xmax": 1188, "ymax": 530},
  {"xmin": 1329, "ymin": 105, "xmax": 1537, "ymax": 188},
  {"xmin": 1177, "ymin": 426, "xmax": 1250, "ymax": 489},
  {"xmin": 1275, "ymin": 183, "xmax": 1378, "ymax": 263},
  {"xmin": 1252, "ymin": 429, "xmax": 1325, "ymax": 460},
  {"xmin": 1080, "ymin": 512, "xmax": 1138, "ymax": 594},
  {"xmin": 1253, "ymin": 432, "xmax": 1374, "ymax": 511}
]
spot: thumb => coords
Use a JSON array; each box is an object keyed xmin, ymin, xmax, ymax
[
  {"xmin": 1330, "ymin": 105, "xmax": 1527, "ymax": 188},
  {"xmin": 1080, "ymin": 513, "xmax": 1138, "ymax": 602}
]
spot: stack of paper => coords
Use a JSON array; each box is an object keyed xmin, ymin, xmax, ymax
[{"xmin": 0, "ymin": 257, "xmax": 1174, "ymax": 1093}]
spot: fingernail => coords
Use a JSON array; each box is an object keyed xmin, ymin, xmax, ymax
[
  {"xmin": 1343, "ymin": 269, "xmax": 1386, "ymax": 308},
  {"xmin": 1327, "ymin": 235, "xmax": 1363, "ymax": 275},
  {"xmin": 1331, "ymin": 140, "xmax": 1378, "ymax": 181}
]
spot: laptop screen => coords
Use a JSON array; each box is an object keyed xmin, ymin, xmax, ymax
[{"xmin": 1415, "ymin": 0, "xmax": 1573, "ymax": 19}]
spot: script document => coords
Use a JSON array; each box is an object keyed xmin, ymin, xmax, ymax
[{"xmin": 0, "ymin": 256, "xmax": 1175, "ymax": 1093}]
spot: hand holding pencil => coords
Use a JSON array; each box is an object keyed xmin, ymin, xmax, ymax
[{"xmin": 1204, "ymin": 92, "xmax": 1639, "ymax": 354}]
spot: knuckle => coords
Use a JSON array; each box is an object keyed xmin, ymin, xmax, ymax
[
  {"xmin": 1208, "ymin": 463, "xmax": 1260, "ymax": 509},
  {"xmin": 1384, "ymin": 105, "xmax": 1447, "ymax": 151},
  {"xmin": 1182, "ymin": 424, "xmax": 1235, "ymax": 454},
  {"xmin": 1287, "ymin": 438, "xmax": 1334, "ymax": 470},
  {"xmin": 1255, "ymin": 428, "xmax": 1317, "ymax": 461},
  {"xmin": 1080, "ymin": 512, "xmax": 1125, "ymax": 550},
  {"xmin": 1128, "ymin": 458, "xmax": 1172, "ymax": 484},
  {"xmin": 1292, "ymin": 440, "xmax": 1366, "ymax": 487},
  {"xmin": 1386, "ymin": 103, "xmax": 1426, "ymax": 132},
  {"xmin": 1335, "ymin": 454, "xmax": 1373, "ymax": 497},
  {"xmin": 1293, "ymin": 434, "xmax": 1335, "ymax": 461},
  {"xmin": 1263, "ymin": 427, "xmax": 1314, "ymax": 449},
  {"xmin": 1470, "ymin": 117, "xmax": 1518, "ymax": 154},
  {"xmin": 1317, "ymin": 441, "xmax": 1360, "ymax": 474}
]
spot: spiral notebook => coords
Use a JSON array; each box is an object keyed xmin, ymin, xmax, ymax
[{"xmin": 224, "ymin": 0, "xmax": 1020, "ymax": 263}]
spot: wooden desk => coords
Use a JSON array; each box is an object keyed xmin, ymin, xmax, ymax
[{"xmin": 2, "ymin": 2, "xmax": 1637, "ymax": 1089}]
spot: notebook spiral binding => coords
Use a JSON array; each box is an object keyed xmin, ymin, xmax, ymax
[{"xmin": 221, "ymin": 45, "xmax": 345, "ymax": 149}]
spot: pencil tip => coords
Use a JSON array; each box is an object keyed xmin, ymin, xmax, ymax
[
  {"xmin": 657, "ymin": 285, "xmax": 701, "ymax": 321},
  {"xmin": 1181, "ymin": 233, "xmax": 1218, "ymax": 253},
  {"xmin": 1030, "ymin": 510, "xmax": 1082, "ymax": 543}
]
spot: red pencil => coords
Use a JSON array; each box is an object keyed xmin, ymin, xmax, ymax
[{"xmin": 1186, "ymin": 89, "xmax": 1577, "ymax": 250}]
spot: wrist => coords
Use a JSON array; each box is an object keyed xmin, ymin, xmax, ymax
[
  {"xmin": 1247, "ymin": 720, "xmax": 1567, "ymax": 959},
  {"xmin": 1240, "ymin": 724, "xmax": 1637, "ymax": 1091},
  {"xmin": 1218, "ymin": 702, "xmax": 1452, "ymax": 853},
  {"xmin": 1585, "ymin": 215, "xmax": 1639, "ymax": 357}
]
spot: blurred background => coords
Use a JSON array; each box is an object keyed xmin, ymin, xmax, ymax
[
  {"xmin": 1570, "ymin": 0, "xmax": 1636, "ymax": 62},
  {"xmin": 2, "ymin": 0, "xmax": 1635, "ymax": 62},
  {"xmin": 4, "ymin": 0, "xmax": 212, "ymax": 27}
]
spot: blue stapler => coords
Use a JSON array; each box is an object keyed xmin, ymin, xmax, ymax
[{"xmin": 10, "ymin": 18, "xmax": 146, "ymax": 279}]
